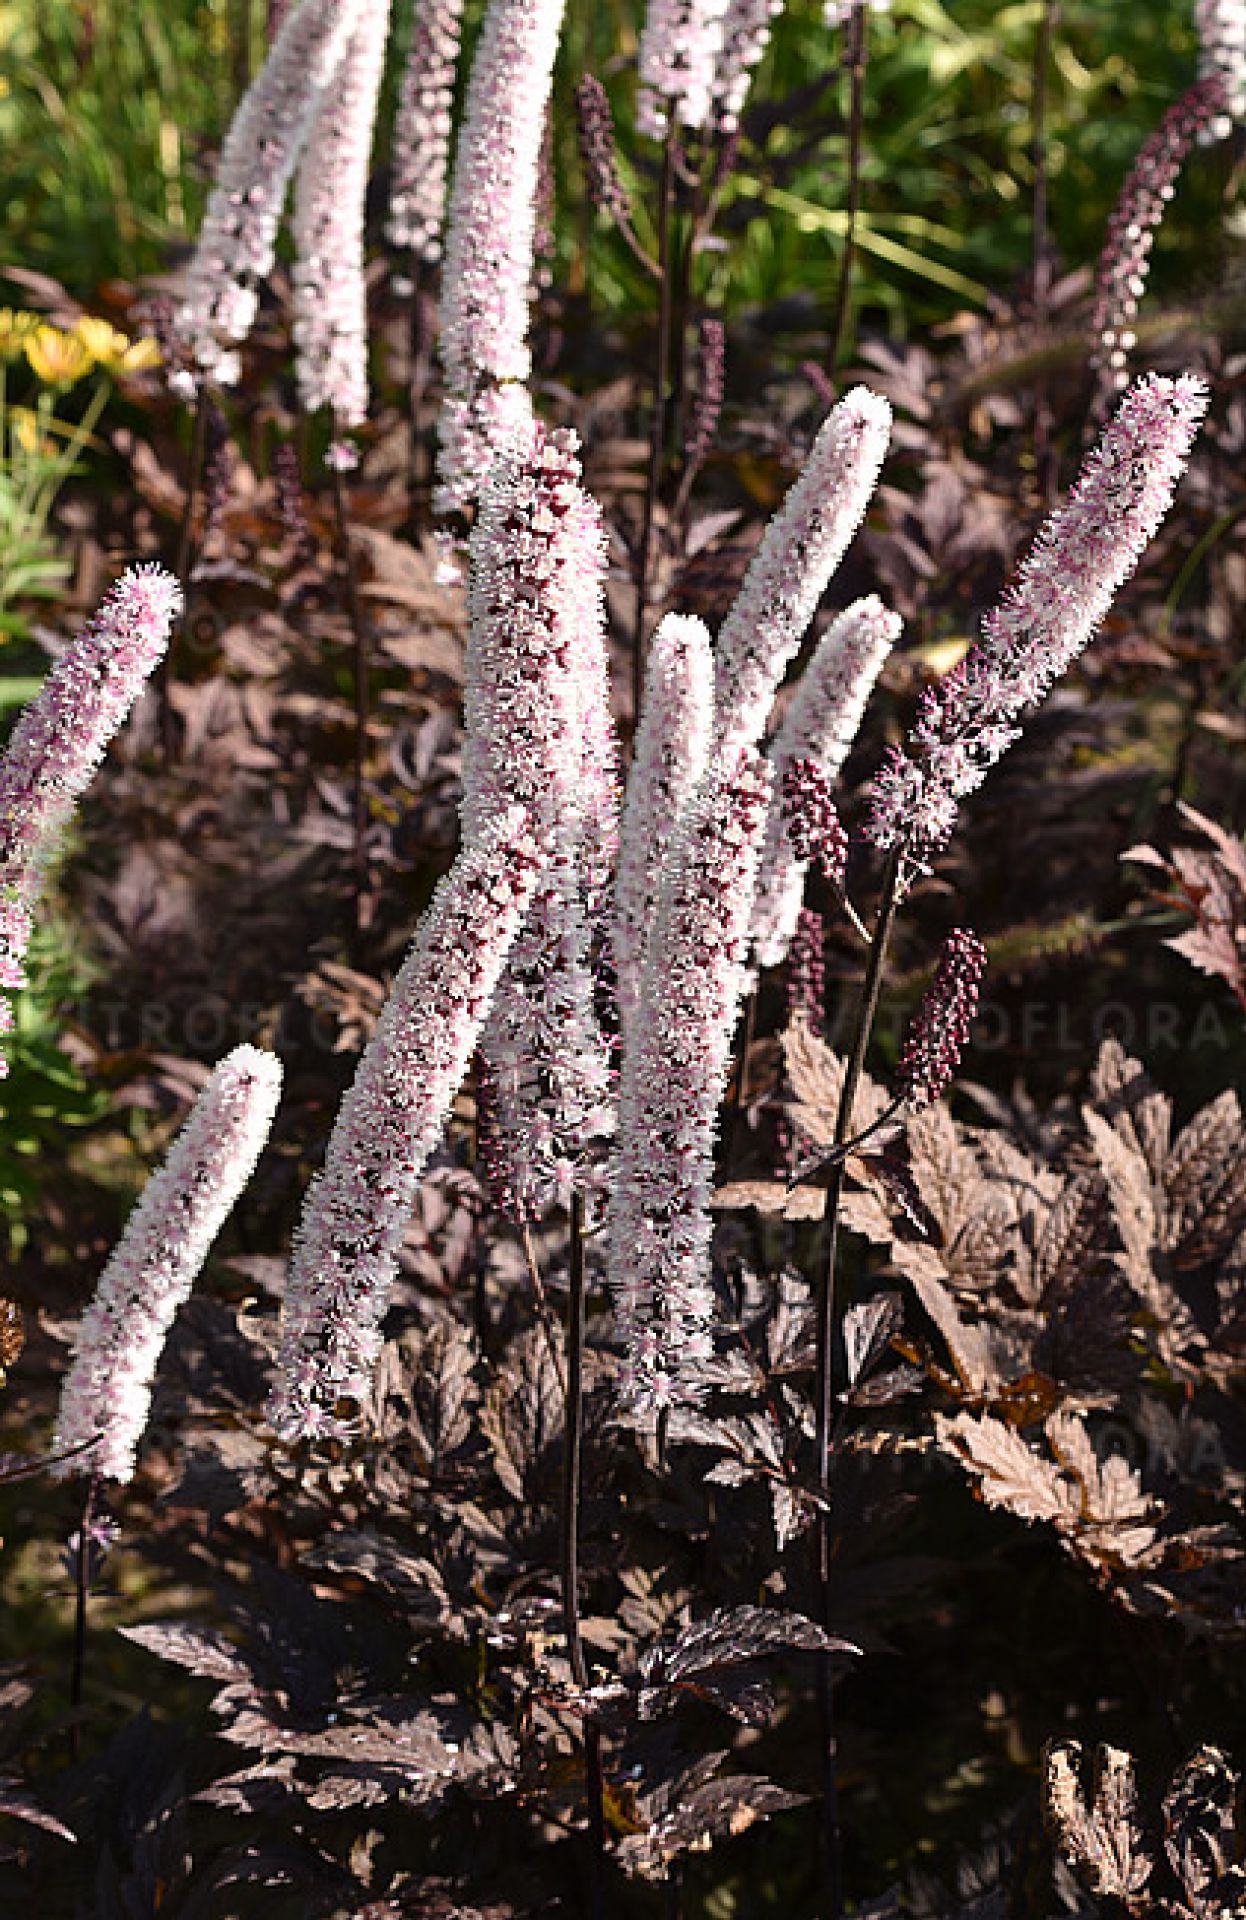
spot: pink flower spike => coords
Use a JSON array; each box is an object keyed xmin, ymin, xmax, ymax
[
  {"xmin": 386, "ymin": 0, "xmax": 467, "ymax": 262},
  {"xmin": 1196, "ymin": 0, "xmax": 1246, "ymax": 139},
  {"xmin": 178, "ymin": 0, "xmax": 367, "ymax": 385},
  {"xmin": 292, "ymin": 0, "xmax": 394, "ymax": 427},
  {"xmin": 751, "ymin": 594, "xmax": 899, "ymax": 968},
  {"xmin": 268, "ymin": 809, "xmax": 543, "ymax": 1442},
  {"xmin": 615, "ymin": 613, "xmax": 715, "ymax": 1046},
  {"xmin": 637, "ymin": 0, "xmax": 731, "ymax": 141},
  {"xmin": 52, "ymin": 1048, "xmax": 283, "ymax": 1483},
  {"xmin": 712, "ymin": 386, "xmax": 891, "ymax": 758},
  {"xmin": 867, "ymin": 374, "xmax": 1209, "ymax": 866},
  {"xmin": 609, "ymin": 747, "xmax": 773, "ymax": 1416},
  {"xmin": 715, "ymin": 0, "xmax": 783, "ymax": 132},
  {"xmin": 462, "ymin": 426, "xmax": 620, "ymax": 1220},
  {"xmin": 434, "ymin": 0, "xmax": 566, "ymax": 513},
  {"xmin": 0, "ymin": 564, "xmax": 181, "ymax": 1068}
]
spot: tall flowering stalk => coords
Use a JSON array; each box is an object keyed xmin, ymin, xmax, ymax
[
  {"xmin": 0, "ymin": 566, "xmax": 181, "ymax": 1071},
  {"xmin": 869, "ymin": 374, "xmax": 1209, "ymax": 871},
  {"xmin": 711, "ymin": 387, "xmax": 891, "ymax": 758},
  {"xmin": 269, "ymin": 810, "xmax": 542, "ymax": 1441},
  {"xmin": 636, "ymin": 0, "xmax": 731, "ymax": 141},
  {"xmin": 464, "ymin": 427, "xmax": 620, "ymax": 1219},
  {"xmin": 1090, "ymin": 79, "xmax": 1226, "ymax": 406},
  {"xmin": 385, "ymin": 0, "xmax": 467, "ymax": 263},
  {"xmin": 292, "ymin": 0, "xmax": 394, "ymax": 427},
  {"xmin": 434, "ymin": 0, "xmax": 566, "ymax": 514},
  {"xmin": 750, "ymin": 595, "xmax": 899, "ymax": 969},
  {"xmin": 1196, "ymin": 0, "xmax": 1246, "ymax": 139},
  {"xmin": 895, "ymin": 930, "xmax": 987, "ymax": 1110},
  {"xmin": 609, "ymin": 748, "xmax": 772, "ymax": 1413},
  {"xmin": 52, "ymin": 1048, "xmax": 283, "ymax": 1482},
  {"xmin": 614, "ymin": 613, "xmax": 715, "ymax": 1042},
  {"xmin": 178, "ymin": 0, "xmax": 366, "ymax": 386}
]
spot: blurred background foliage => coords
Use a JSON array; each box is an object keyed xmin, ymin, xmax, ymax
[{"xmin": 0, "ymin": 0, "xmax": 1236, "ymax": 334}]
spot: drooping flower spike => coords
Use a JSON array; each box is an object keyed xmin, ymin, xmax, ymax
[
  {"xmin": 1091, "ymin": 77, "xmax": 1227, "ymax": 404},
  {"xmin": 609, "ymin": 747, "xmax": 772, "ymax": 1415},
  {"xmin": 614, "ymin": 612, "xmax": 715, "ymax": 1043},
  {"xmin": 178, "ymin": 0, "xmax": 367, "ymax": 386},
  {"xmin": 52, "ymin": 1048, "xmax": 283, "ymax": 1483},
  {"xmin": 711, "ymin": 386, "xmax": 892, "ymax": 758},
  {"xmin": 868, "ymin": 373, "xmax": 1208, "ymax": 869},
  {"xmin": 292, "ymin": 0, "xmax": 394, "ymax": 426},
  {"xmin": 0, "ymin": 565, "xmax": 181, "ymax": 1071},
  {"xmin": 435, "ymin": 0, "xmax": 566, "ymax": 513},
  {"xmin": 386, "ymin": 0, "xmax": 467, "ymax": 262},
  {"xmin": 268, "ymin": 809, "xmax": 543, "ymax": 1442},
  {"xmin": 751, "ymin": 594, "xmax": 899, "ymax": 969}
]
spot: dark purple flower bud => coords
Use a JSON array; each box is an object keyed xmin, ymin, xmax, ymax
[
  {"xmin": 272, "ymin": 442, "xmax": 315, "ymax": 565},
  {"xmin": 895, "ymin": 928, "xmax": 986, "ymax": 1110},
  {"xmin": 781, "ymin": 756, "xmax": 848, "ymax": 892},
  {"xmin": 575, "ymin": 74, "xmax": 630, "ymax": 224},
  {"xmin": 200, "ymin": 401, "xmax": 233, "ymax": 546},
  {"xmin": 684, "ymin": 316, "xmax": 725, "ymax": 480},
  {"xmin": 786, "ymin": 907, "xmax": 826, "ymax": 1029}
]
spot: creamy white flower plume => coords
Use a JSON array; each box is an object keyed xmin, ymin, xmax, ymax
[
  {"xmin": 386, "ymin": 0, "xmax": 466, "ymax": 260},
  {"xmin": 52, "ymin": 1048, "xmax": 283, "ymax": 1482},
  {"xmin": 434, "ymin": 0, "xmax": 566, "ymax": 512},
  {"xmin": 715, "ymin": 0, "xmax": 783, "ymax": 131},
  {"xmin": 614, "ymin": 613, "xmax": 714, "ymax": 1043},
  {"xmin": 0, "ymin": 565, "xmax": 181, "ymax": 1071},
  {"xmin": 637, "ymin": 0, "xmax": 731, "ymax": 140},
  {"xmin": 268, "ymin": 811, "xmax": 542, "ymax": 1442},
  {"xmin": 712, "ymin": 386, "xmax": 891, "ymax": 758},
  {"xmin": 292, "ymin": 0, "xmax": 393, "ymax": 425},
  {"xmin": 178, "ymin": 0, "xmax": 367, "ymax": 385},
  {"xmin": 750, "ymin": 595, "xmax": 898, "ymax": 968},
  {"xmin": 609, "ymin": 747, "xmax": 772, "ymax": 1414},
  {"xmin": 464, "ymin": 426, "xmax": 620, "ymax": 1218}
]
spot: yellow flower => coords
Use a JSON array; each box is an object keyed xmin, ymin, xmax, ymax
[
  {"xmin": 23, "ymin": 325, "xmax": 94, "ymax": 388},
  {"xmin": 0, "ymin": 309, "xmax": 40, "ymax": 364},
  {"xmin": 9, "ymin": 407, "xmax": 55, "ymax": 457},
  {"xmin": 72, "ymin": 317, "xmax": 162, "ymax": 374}
]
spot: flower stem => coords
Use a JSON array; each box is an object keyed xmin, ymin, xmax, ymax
[
  {"xmin": 68, "ymin": 1469, "xmax": 99, "ymax": 1761},
  {"xmin": 158, "ymin": 384, "xmax": 209, "ymax": 761},
  {"xmin": 329, "ymin": 455, "xmax": 371, "ymax": 932},
  {"xmin": 813, "ymin": 842, "xmax": 903, "ymax": 1919},
  {"xmin": 632, "ymin": 125, "xmax": 678, "ymax": 722},
  {"xmin": 562, "ymin": 1190, "xmax": 605, "ymax": 1917}
]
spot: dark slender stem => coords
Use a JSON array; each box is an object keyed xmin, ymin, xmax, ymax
[
  {"xmin": 405, "ymin": 261, "xmax": 431, "ymax": 535},
  {"xmin": 632, "ymin": 126, "xmax": 678, "ymax": 723},
  {"xmin": 520, "ymin": 1221, "xmax": 568, "ymax": 1398},
  {"xmin": 813, "ymin": 845, "xmax": 903, "ymax": 1920},
  {"xmin": 826, "ymin": 6, "xmax": 870, "ymax": 390},
  {"xmin": 69, "ymin": 1470, "xmax": 99, "ymax": 1761},
  {"xmin": 1031, "ymin": 0, "xmax": 1057, "ymax": 498},
  {"xmin": 788, "ymin": 1094, "xmax": 904, "ymax": 1189},
  {"xmin": 157, "ymin": 385, "xmax": 209, "ymax": 761},
  {"xmin": 329, "ymin": 456, "xmax": 371, "ymax": 931},
  {"xmin": 562, "ymin": 1192, "xmax": 605, "ymax": 1919}
]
